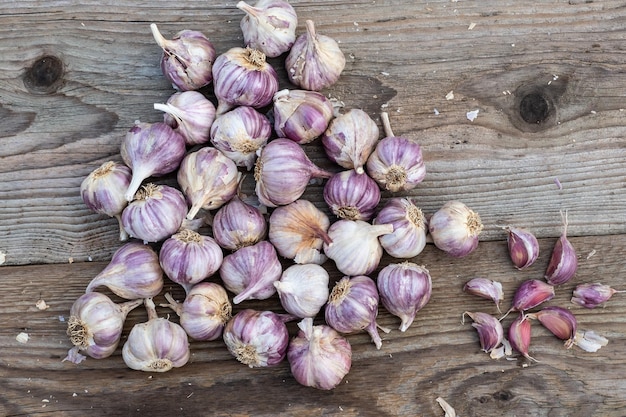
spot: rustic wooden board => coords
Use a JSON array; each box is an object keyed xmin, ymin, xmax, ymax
[{"xmin": 0, "ymin": 0, "xmax": 625, "ymax": 415}]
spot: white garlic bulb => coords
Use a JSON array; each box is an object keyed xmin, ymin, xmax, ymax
[{"xmin": 274, "ymin": 264, "xmax": 329, "ymax": 318}]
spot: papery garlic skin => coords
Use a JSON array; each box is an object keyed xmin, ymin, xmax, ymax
[
  {"xmin": 285, "ymin": 19, "xmax": 345, "ymax": 91},
  {"xmin": 159, "ymin": 229, "xmax": 224, "ymax": 293},
  {"xmin": 506, "ymin": 227, "xmax": 539, "ymax": 270},
  {"xmin": 321, "ymin": 109, "xmax": 379, "ymax": 174},
  {"xmin": 254, "ymin": 138, "xmax": 332, "ymax": 207},
  {"xmin": 177, "ymin": 147, "xmax": 241, "ymax": 220},
  {"xmin": 527, "ymin": 306, "xmax": 576, "ymax": 348},
  {"xmin": 223, "ymin": 309, "xmax": 289, "ymax": 368},
  {"xmin": 122, "ymin": 298, "xmax": 190, "ymax": 372},
  {"xmin": 237, "ymin": 0, "xmax": 297, "ymax": 58},
  {"xmin": 269, "ymin": 199, "xmax": 332, "ymax": 264},
  {"xmin": 219, "ymin": 241, "xmax": 282, "ymax": 304},
  {"xmin": 377, "ymin": 262, "xmax": 432, "ymax": 332},
  {"xmin": 508, "ymin": 313, "xmax": 537, "ymax": 362},
  {"xmin": 429, "ymin": 201, "xmax": 483, "ymax": 258},
  {"xmin": 272, "ymin": 89, "xmax": 334, "ymax": 144},
  {"xmin": 85, "ymin": 242, "xmax": 164, "ymax": 300},
  {"xmin": 67, "ymin": 293, "xmax": 143, "ymax": 359},
  {"xmin": 155, "ymin": 91, "xmax": 216, "ymax": 146},
  {"xmin": 463, "ymin": 278, "xmax": 504, "ymax": 313},
  {"xmin": 545, "ymin": 211, "xmax": 578, "ymax": 286},
  {"xmin": 463, "ymin": 311, "xmax": 504, "ymax": 354},
  {"xmin": 212, "ymin": 195, "xmax": 267, "ymax": 251},
  {"xmin": 274, "ymin": 264, "xmax": 329, "ymax": 318},
  {"xmin": 572, "ymin": 329, "xmax": 609, "ymax": 352},
  {"xmin": 374, "ymin": 197, "xmax": 427, "ymax": 259},
  {"xmin": 212, "ymin": 46, "xmax": 279, "ymax": 115},
  {"xmin": 325, "ymin": 275, "xmax": 383, "ymax": 349},
  {"xmin": 121, "ymin": 121, "xmax": 187, "ymax": 202},
  {"xmin": 210, "ymin": 106, "xmax": 271, "ymax": 170},
  {"xmin": 287, "ymin": 318, "xmax": 352, "ymax": 390},
  {"xmin": 323, "ymin": 220, "xmax": 393, "ymax": 276},
  {"xmin": 323, "ymin": 169, "xmax": 380, "ymax": 221},
  {"xmin": 121, "ymin": 183, "xmax": 187, "ymax": 243},
  {"xmin": 571, "ymin": 282, "xmax": 620, "ymax": 309},
  {"xmin": 150, "ymin": 23, "xmax": 216, "ymax": 91},
  {"xmin": 80, "ymin": 161, "xmax": 132, "ymax": 241}
]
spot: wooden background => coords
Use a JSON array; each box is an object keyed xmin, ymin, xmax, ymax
[{"xmin": 1, "ymin": 0, "xmax": 625, "ymax": 415}]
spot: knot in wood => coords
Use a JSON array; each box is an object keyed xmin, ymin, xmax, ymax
[{"xmin": 23, "ymin": 55, "xmax": 65, "ymax": 94}]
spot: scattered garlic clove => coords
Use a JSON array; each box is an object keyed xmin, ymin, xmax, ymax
[
  {"xmin": 121, "ymin": 121, "xmax": 187, "ymax": 202},
  {"xmin": 501, "ymin": 279, "xmax": 555, "ymax": 319},
  {"xmin": 527, "ymin": 306, "xmax": 577, "ymax": 348},
  {"xmin": 274, "ymin": 264, "xmax": 329, "ymax": 318},
  {"xmin": 571, "ymin": 282, "xmax": 622, "ymax": 308},
  {"xmin": 463, "ymin": 278, "xmax": 504, "ymax": 313},
  {"xmin": 122, "ymin": 298, "xmax": 190, "ymax": 372},
  {"xmin": 66, "ymin": 293, "xmax": 143, "ymax": 360},
  {"xmin": 323, "ymin": 169, "xmax": 380, "ymax": 221},
  {"xmin": 374, "ymin": 197, "xmax": 428, "ymax": 259},
  {"xmin": 545, "ymin": 210, "xmax": 578, "ymax": 286},
  {"xmin": 505, "ymin": 226, "xmax": 540, "ymax": 270},
  {"xmin": 366, "ymin": 112, "xmax": 426, "ymax": 192},
  {"xmin": 254, "ymin": 138, "xmax": 332, "ymax": 207},
  {"xmin": 462, "ymin": 311, "xmax": 504, "ymax": 354},
  {"xmin": 150, "ymin": 23, "xmax": 216, "ymax": 91},
  {"xmin": 212, "ymin": 195, "xmax": 268, "ymax": 251},
  {"xmin": 508, "ymin": 313, "xmax": 537, "ymax": 362},
  {"xmin": 154, "ymin": 91, "xmax": 216, "ymax": 146},
  {"xmin": 323, "ymin": 220, "xmax": 393, "ymax": 277},
  {"xmin": 219, "ymin": 241, "xmax": 282, "ymax": 304},
  {"xmin": 212, "ymin": 46, "xmax": 279, "ymax": 115},
  {"xmin": 285, "ymin": 19, "xmax": 345, "ymax": 91},
  {"xmin": 268, "ymin": 199, "xmax": 332, "ymax": 264},
  {"xmin": 159, "ymin": 229, "xmax": 224, "ymax": 294},
  {"xmin": 428, "ymin": 200, "xmax": 483, "ymax": 258},
  {"xmin": 377, "ymin": 262, "xmax": 432, "ymax": 332},
  {"xmin": 85, "ymin": 242, "xmax": 164, "ymax": 300},
  {"xmin": 80, "ymin": 161, "xmax": 132, "ymax": 241},
  {"xmin": 321, "ymin": 109, "xmax": 379, "ymax": 174},
  {"xmin": 223, "ymin": 309, "xmax": 289, "ymax": 368},
  {"xmin": 177, "ymin": 147, "xmax": 241, "ymax": 220},
  {"xmin": 272, "ymin": 89, "xmax": 334, "ymax": 144},
  {"xmin": 237, "ymin": 0, "xmax": 298, "ymax": 58},
  {"xmin": 121, "ymin": 183, "xmax": 187, "ymax": 243},
  {"xmin": 287, "ymin": 318, "xmax": 352, "ymax": 390},
  {"xmin": 210, "ymin": 106, "xmax": 272, "ymax": 170}
]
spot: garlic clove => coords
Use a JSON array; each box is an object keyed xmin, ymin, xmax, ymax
[
  {"xmin": 527, "ymin": 306, "xmax": 577, "ymax": 348},
  {"xmin": 508, "ymin": 313, "xmax": 537, "ymax": 362},
  {"xmin": 272, "ymin": 89, "xmax": 334, "ymax": 145},
  {"xmin": 212, "ymin": 195, "xmax": 268, "ymax": 251},
  {"xmin": 85, "ymin": 242, "xmax": 164, "ymax": 300},
  {"xmin": 323, "ymin": 169, "xmax": 381, "ymax": 221},
  {"xmin": 501, "ymin": 279, "xmax": 555, "ymax": 319},
  {"xmin": 285, "ymin": 19, "xmax": 345, "ymax": 91},
  {"xmin": 505, "ymin": 226, "xmax": 540, "ymax": 270},
  {"xmin": 463, "ymin": 278, "xmax": 504, "ymax": 313},
  {"xmin": 571, "ymin": 282, "xmax": 621, "ymax": 308},
  {"xmin": 462, "ymin": 311, "xmax": 504, "ymax": 354},
  {"xmin": 428, "ymin": 200, "xmax": 483, "ymax": 258},
  {"xmin": 545, "ymin": 211, "xmax": 578, "ymax": 286},
  {"xmin": 237, "ymin": 0, "xmax": 298, "ymax": 58},
  {"xmin": 154, "ymin": 91, "xmax": 216, "ymax": 146},
  {"xmin": 274, "ymin": 264, "xmax": 329, "ymax": 318}
]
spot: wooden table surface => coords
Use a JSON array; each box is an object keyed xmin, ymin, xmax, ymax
[{"xmin": 1, "ymin": 1, "xmax": 625, "ymax": 415}]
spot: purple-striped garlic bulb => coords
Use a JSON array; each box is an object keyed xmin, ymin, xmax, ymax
[
  {"xmin": 154, "ymin": 91, "xmax": 216, "ymax": 146},
  {"xmin": 237, "ymin": 0, "xmax": 297, "ymax": 58},
  {"xmin": 272, "ymin": 89, "xmax": 334, "ymax": 144},
  {"xmin": 323, "ymin": 169, "xmax": 380, "ymax": 221},
  {"xmin": 374, "ymin": 197, "xmax": 427, "ymax": 259}
]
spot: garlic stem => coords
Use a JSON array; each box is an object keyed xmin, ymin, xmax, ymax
[
  {"xmin": 114, "ymin": 213, "xmax": 129, "ymax": 241},
  {"xmin": 161, "ymin": 293, "xmax": 183, "ymax": 316},
  {"xmin": 366, "ymin": 321, "xmax": 383, "ymax": 349},
  {"xmin": 153, "ymin": 103, "xmax": 184, "ymax": 124},
  {"xmin": 125, "ymin": 167, "xmax": 151, "ymax": 202},
  {"xmin": 144, "ymin": 297, "xmax": 159, "ymax": 321},
  {"xmin": 380, "ymin": 111, "xmax": 394, "ymax": 137},
  {"xmin": 150, "ymin": 23, "xmax": 170, "ymax": 50},
  {"xmin": 305, "ymin": 19, "xmax": 317, "ymax": 40},
  {"xmin": 236, "ymin": 1, "xmax": 259, "ymax": 17}
]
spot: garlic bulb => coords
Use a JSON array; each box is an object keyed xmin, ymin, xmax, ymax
[
  {"xmin": 154, "ymin": 91, "xmax": 216, "ymax": 146},
  {"xmin": 428, "ymin": 200, "xmax": 483, "ymax": 258},
  {"xmin": 237, "ymin": 0, "xmax": 297, "ymax": 58},
  {"xmin": 545, "ymin": 211, "xmax": 577, "ymax": 286},
  {"xmin": 120, "ymin": 121, "xmax": 186, "ymax": 202},
  {"xmin": 210, "ymin": 106, "xmax": 271, "ymax": 170},
  {"xmin": 177, "ymin": 147, "xmax": 241, "ymax": 220},
  {"xmin": 376, "ymin": 262, "xmax": 432, "ymax": 332},
  {"xmin": 159, "ymin": 229, "xmax": 224, "ymax": 293},
  {"xmin": 325, "ymin": 275, "xmax": 383, "ymax": 349},
  {"xmin": 323, "ymin": 169, "xmax": 380, "ymax": 221},
  {"xmin": 212, "ymin": 195, "xmax": 267, "ymax": 251},
  {"xmin": 285, "ymin": 19, "xmax": 345, "ymax": 91},
  {"xmin": 223, "ymin": 309, "xmax": 289, "ymax": 367},
  {"xmin": 219, "ymin": 240, "xmax": 282, "ymax": 304},
  {"xmin": 373, "ymin": 197, "xmax": 427, "ymax": 259},
  {"xmin": 122, "ymin": 298, "xmax": 190, "ymax": 372},
  {"xmin": 321, "ymin": 109, "xmax": 379, "ymax": 174},
  {"xmin": 323, "ymin": 220, "xmax": 393, "ymax": 276},
  {"xmin": 505, "ymin": 226, "xmax": 540, "ymax": 270},
  {"xmin": 80, "ymin": 161, "xmax": 131, "ymax": 241},
  {"xmin": 150, "ymin": 23, "xmax": 216, "ymax": 91},
  {"xmin": 268, "ymin": 199, "xmax": 331, "ymax": 264},
  {"xmin": 287, "ymin": 318, "xmax": 352, "ymax": 390},
  {"xmin": 66, "ymin": 292, "xmax": 143, "ymax": 359},
  {"xmin": 274, "ymin": 264, "xmax": 329, "ymax": 318},
  {"xmin": 212, "ymin": 46, "xmax": 279, "ymax": 115},
  {"xmin": 85, "ymin": 242, "xmax": 164, "ymax": 300},
  {"xmin": 254, "ymin": 138, "xmax": 332, "ymax": 207},
  {"xmin": 162, "ymin": 283, "xmax": 232, "ymax": 341},
  {"xmin": 121, "ymin": 183, "xmax": 187, "ymax": 243},
  {"xmin": 272, "ymin": 89, "xmax": 334, "ymax": 144}
]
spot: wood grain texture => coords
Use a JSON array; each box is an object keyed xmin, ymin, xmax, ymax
[{"xmin": 0, "ymin": 0, "xmax": 625, "ymax": 415}]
